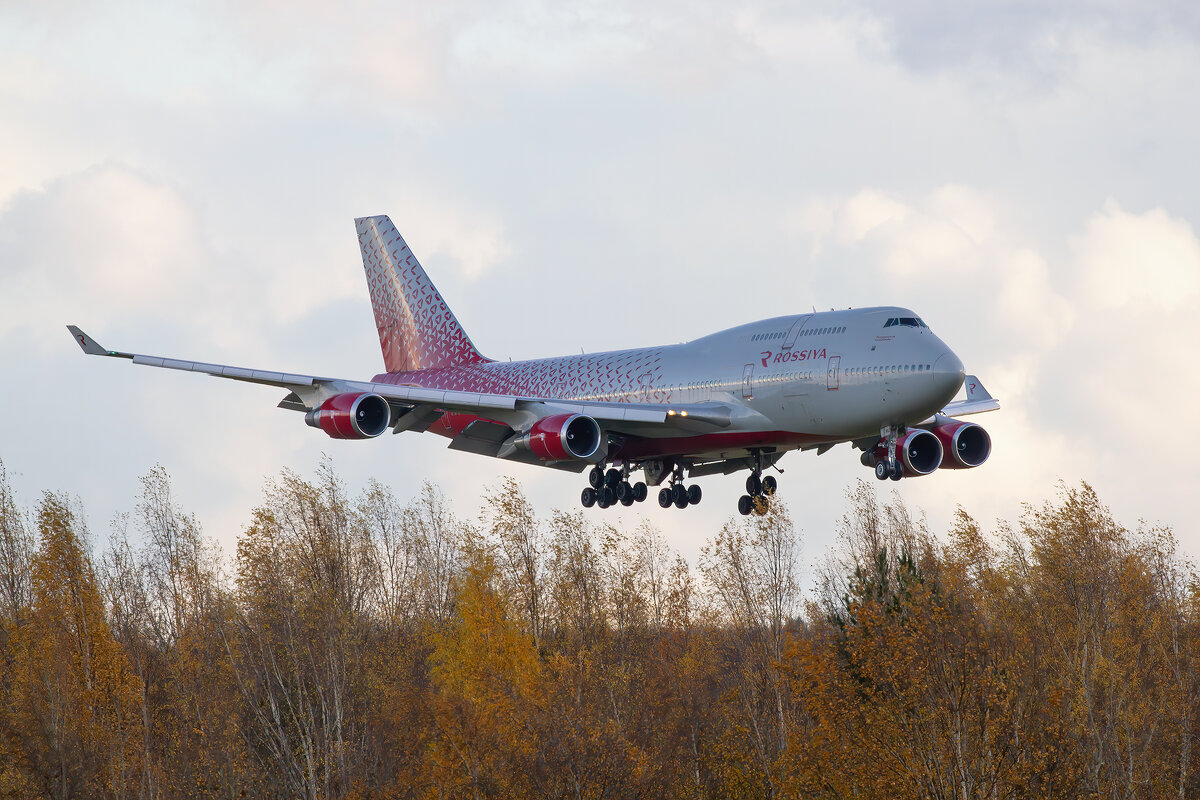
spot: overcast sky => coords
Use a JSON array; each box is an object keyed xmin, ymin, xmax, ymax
[{"xmin": 2, "ymin": 1, "xmax": 1198, "ymax": 579}]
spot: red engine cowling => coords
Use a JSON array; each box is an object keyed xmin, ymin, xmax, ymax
[
  {"xmin": 864, "ymin": 428, "xmax": 944, "ymax": 477},
  {"xmin": 304, "ymin": 393, "xmax": 391, "ymax": 439},
  {"xmin": 928, "ymin": 419, "xmax": 991, "ymax": 469},
  {"xmin": 522, "ymin": 414, "xmax": 602, "ymax": 461}
]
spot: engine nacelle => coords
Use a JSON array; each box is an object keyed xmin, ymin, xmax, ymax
[
  {"xmin": 518, "ymin": 414, "xmax": 603, "ymax": 461},
  {"xmin": 928, "ymin": 418, "xmax": 991, "ymax": 469},
  {"xmin": 863, "ymin": 428, "xmax": 944, "ymax": 477},
  {"xmin": 304, "ymin": 393, "xmax": 391, "ymax": 439}
]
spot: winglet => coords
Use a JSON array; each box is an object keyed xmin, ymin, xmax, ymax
[
  {"xmin": 964, "ymin": 376, "xmax": 995, "ymax": 404},
  {"xmin": 66, "ymin": 326, "xmax": 132, "ymax": 358},
  {"xmin": 940, "ymin": 374, "xmax": 1000, "ymax": 417}
]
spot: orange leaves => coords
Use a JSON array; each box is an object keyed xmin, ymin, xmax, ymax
[{"xmin": 6, "ymin": 458, "xmax": 1200, "ymax": 799}]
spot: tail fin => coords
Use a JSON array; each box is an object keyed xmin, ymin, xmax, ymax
[{"xmin": 355, "ymin": 215, "xmax": 490, "ymax": 373}]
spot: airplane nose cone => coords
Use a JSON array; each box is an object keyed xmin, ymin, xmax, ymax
[{"xmin": 933, "ymin": 350, "xmax": 965, "ymax": 397}]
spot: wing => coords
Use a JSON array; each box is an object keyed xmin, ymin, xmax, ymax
[
  {"xmin": 940, "ymin": 374, "xmax": 1000, "ymax": 417},
  {"xmin": 67, "ymin": 326, "xmax": 740, "ymax": 443}
]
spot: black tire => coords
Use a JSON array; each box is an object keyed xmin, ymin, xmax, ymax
[
  {"xmin": 658, "ymin": 488, "xmax": 673, "ymax": 508},
  {"xmin": 890, "ymin": 462, "xmax": 903, "ymax": 481},
  {"xmin": 632, "ymin": 482, "xmax": 648, "ymax": 502},
  {"xmin": 687, "ymin": 485, "xmax": 702, "ymax": 505},
  {"xmin": 737, "ymin": 495, "xmax": 753, "ymax": 515},
  {"xmin": 746, "ymin": 473, "xmax": 762, "ymax": 496},
  {"xmin": 620, "ymin": 493, "xmax": 634, "ymax": 507},
  {"xmin": 672, "ymin": 484, "xmax": 687, "ymax": 505},
  {"xmin": 754, "ymin": 495, "xmax": 770, "ymax": 516},
  {"xmin": 597, "ymin": 495, "xmax": 610, "ymax": 509},
  {"xmin": 875, "ymin": 460, "xmax": 889, "ymax": 481},
  {"xmin": 589, "ymin": 467, "xmax": 604, "ymax": 489},
  {"xmin": 605, "ymin": 468, "xmax": 622, "ymax": 487},
  {"xmin": 581, "ymin": 487, "xmax": 596, "ymax": 508},
  {"xmin": 762, "ymin": 475, "xmax": 777, "ymax": 496},
  {"xmin": 617, "ymin": 481, "xmax": 633, "ymax": 502},
  {"xmin": 674, "ymin": 493, "xmax": 689, "ymax": 509}
]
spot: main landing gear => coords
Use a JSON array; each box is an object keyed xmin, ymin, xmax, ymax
[
  {"xmin": 657, "ymin": 465, "xmax": 702, "ymax": 510},
  {"xmin": 580, "ymin": 464, "xmax": 647, "ymax": 509},
  {"xmin": 738, "ymin": 453, "xmax": 778, "ymax": 516}
]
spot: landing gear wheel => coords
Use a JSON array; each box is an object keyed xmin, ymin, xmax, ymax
[
  {"xmin": 589, "ymin": 467, "xmax": 604, "ymax": 489},
  {"xmin": 875, "ymin": 460, "xmax": 889, "ymax": 481},
  {"xmin": 581, "ymin": 487, "xmax": 596, "ymax": 508},
  {"xmin": 605, "ymin": 468, "xmax": 622, "ymax": 488},
  {"xmin": 761, "ymin": 476, "xmax": 777, "ymax": 496},
  {"xmin": 597, "ymin": 495, "xmax": 610, "ymax": 509},
  {"xmin": 738, "ymin": 495, "xmax": 753, "ymax": 516},
  {"xmin": 674, "ymin": 493, "xmax": 689, "ymax": 509},
  {"xmin": 620, "ymin": 493, "xmax": 635, "ymax": 507},
  {"xmin": 687, "ymin": 485, "xmax": 702, "ymax": 505},
  {"xmin": 746, "ymin": 473, "xmax": 762, "ymax": 496},
  {"xmin": 753, "ymin": 495, "xmax": 771, "ymax": 516},
  {"xmin": 672, "ymin": 484, "xmax": 688, "ymax": 505},
  {"xmin": 632, "ymin": 482, "xmax": 648, "ymax": 502},
  {"xmin": 658, "ymin": 488, "xmax": 673, "ymax": 508},
  {"xmin": 617, "ymin": 481, "xmax": 633, "ymax": 502},
  {"xmin": 601, "ymin": 487, "xmax": 617, "ymax": 505},
  {"xmin": 889, "ymin": 462, "xmax": 903, "ymax": 481}
]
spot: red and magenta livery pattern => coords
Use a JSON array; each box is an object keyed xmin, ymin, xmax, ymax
[
  {"xmin": 358, "ymin": 215, "xmax": 670, "ymax": 404},
  {"xmin": 357, "ymin": 216, "xmax": 491, "ymax": 373}
]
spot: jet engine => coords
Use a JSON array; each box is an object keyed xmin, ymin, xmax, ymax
[
  {"xmin": 516, "ymin": 413, "xmax": 603, "ymax": 461},
  {"xmin": 927, "ymin": 418, "xmax": 991, "ymax": 469},
  {"xmin": 304, "ymin": 393, "xmax": 392, "ymax": 439},
  {"xmin": 863, "ymin": 428, "xmax": 944, "ymax": 477}
]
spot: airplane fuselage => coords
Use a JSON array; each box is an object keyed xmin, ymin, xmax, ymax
[
  {"xmin": 71, "ymin": 214, "xmax": 992, "ymax": 516},
  {"xmin": 372, "ymin": 305, "xmax": 965, "ymax": 461}
]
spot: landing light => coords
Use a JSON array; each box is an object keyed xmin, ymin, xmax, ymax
[{"xmin": 680, "ymin": 410, "xmax": 688, "ymax": 417}]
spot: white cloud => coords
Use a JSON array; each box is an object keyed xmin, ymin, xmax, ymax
[
  {"xmin": 3, "ymin": 0, "xmax": 1200, "ymax": 570},
  {"xmin": 0, "ymin": 164, "xmax": 205, "ymax": 343},
  {"xmin": 1072, "ymin": 200, "xmax": 1200, "ymax": 312}
]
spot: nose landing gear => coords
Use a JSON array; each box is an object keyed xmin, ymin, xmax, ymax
[{"xmin": 873, "ymin": 425, "xmax": 904, "ymax": 481}]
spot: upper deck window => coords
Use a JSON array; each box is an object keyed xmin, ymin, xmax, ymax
[{"xmin": 883, "ymin": 317, "xmax": 928, "ymax": 329}]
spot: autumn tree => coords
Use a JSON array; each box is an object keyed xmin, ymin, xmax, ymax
[
  {"xmin": 7, "ymin": 493, "xmax": 143, "ymax": 799},
  {"xmin": 228, "ymin": 463, "xmax": 378, "ymax": 800}
]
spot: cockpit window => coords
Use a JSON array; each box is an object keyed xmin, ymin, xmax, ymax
[{"xmin": 883, "ymin": 317, "xmax": 928, "ymax": 329}]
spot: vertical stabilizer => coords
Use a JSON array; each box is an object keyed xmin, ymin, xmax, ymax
[{"xmin": 355, "ymin": 215, "xmax": 490, "ymax": 373}]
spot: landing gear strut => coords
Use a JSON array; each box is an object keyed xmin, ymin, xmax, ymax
[
  {"xmin": 874, "ymin": 425, "xmax": 904, "ymax": 482},
  {"xmin": 583, "ymin": 462, "xmax": 647, "ymax": 510},
  {"xmin": 738, "ymin": 451, "xmax": 777, "ymax": 516},
  {"xmin": 657, "ymin": 465, "xmax": 702, "ymax": 510}
]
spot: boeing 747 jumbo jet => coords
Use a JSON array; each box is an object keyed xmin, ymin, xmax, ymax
[{"xmin": 69, "ymin": 215, "xmax": 998, "ymax": 515}]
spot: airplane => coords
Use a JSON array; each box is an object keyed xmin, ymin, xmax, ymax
[{"xmin": 69, "ymin": 214, "xmax": 998, "ymax": 516}]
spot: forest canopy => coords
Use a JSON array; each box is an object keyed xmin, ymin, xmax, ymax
[{"xmin": 0, "ymin": 456, "xmax": 1196, "ymax": 800}]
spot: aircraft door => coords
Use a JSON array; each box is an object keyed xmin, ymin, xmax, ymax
[
  {"xmin": 742, "ymin": 364, "xmax": 754, "ymax": 399},
  {"xmin": 826, "ymin": 356, "xmax": 841, "ymax": 390}
]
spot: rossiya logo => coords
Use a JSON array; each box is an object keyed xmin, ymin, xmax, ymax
[{"xmin": 761, "ymin": 349, "xmax": 828, "ymax": 368}]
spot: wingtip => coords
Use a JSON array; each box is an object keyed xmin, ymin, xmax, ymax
[{"xmin": 67, "ymin": 325, "xmax": 108, "ymax": 355}]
